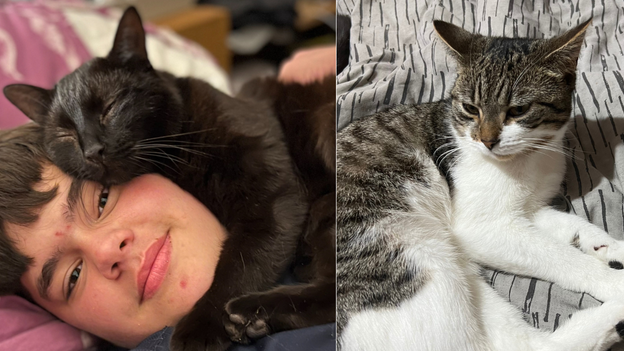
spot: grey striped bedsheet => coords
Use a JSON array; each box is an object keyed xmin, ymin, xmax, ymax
[{"xmin": 337, "ymin": 0, "xmax": 624, "ymax": 347}]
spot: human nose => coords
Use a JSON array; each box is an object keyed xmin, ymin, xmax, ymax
[{"xmin": 84, "ymin": 228, "xmax": 134, "ymax": 280}]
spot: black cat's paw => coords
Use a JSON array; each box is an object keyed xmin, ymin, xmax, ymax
[{"xmin": 225, "ymin": 297, "xmax": 271, "ymax": 344}]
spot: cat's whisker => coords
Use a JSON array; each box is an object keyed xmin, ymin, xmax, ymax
[
  {"xmin": 523, "ymin": 143, "xmax": 581, "ymax": 161},
  {"xmin": 432, "ymin": 141, "xmax": 456, "ymax": 159},
  {"xmin": 138, "ymin": 151, "xmax": 189, "ymax": 167},
  {"xmin": 134, "ymin": 144, "xmax": 209, "ymax": 156},
  {"xmin": 133, "ymin": 143, "xmax": 213, "ymax": 158},
  {"xmin": 136, "ymin": 149, "xmax": 194, "ymax": 170},
  {"xmin": 137, "ymin": 140, "xmax": 224, "ymax": 148},
  {"xmin": 444, "ymin": 144, "xmax": 469, "ymax": 171},
  {"xmin": 434, "ymin": 146, "xmax": 458, "ymax": 165},
  {"xmin": 563, "ymin": 133, "xmax": 593, "ymax": 155},
  {"xmin": 131, "ymin": 155, "xmax": 180, "ymax": 175},
  {"xmin": 132, "ymin": 153, "xmax": 179, "ymax": 169},
  {"xmin": 514, "ymin": 139, "xmax": 578, "ymax": 159},
  {"xmin": 138, "ymin": 128, "xmax": 218, "ymax": 142},
  {"xmin": 438, "ymin": 147, "xmax": 462, "ymax": 168}
]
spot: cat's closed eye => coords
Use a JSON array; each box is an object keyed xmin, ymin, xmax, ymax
[{"xmin": 101, "ymin": 102, "xmax": 115, "ymax": 124}]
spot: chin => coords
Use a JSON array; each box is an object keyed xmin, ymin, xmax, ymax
[
  {"xmin": 492, "ymin": 153, "xmax": 517, "ymax": 161},
  {"xmin": 480, "ymin": 148, "xmax": 518, "ymax": 162}
]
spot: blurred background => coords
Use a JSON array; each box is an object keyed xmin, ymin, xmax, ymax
[
  {"xmin": 101, "ymin": 0, "xmax": 336, "ymax": 92},
  {"xmin": 0, "ymin": 0, "xmax": 336, "ymax": 129}
]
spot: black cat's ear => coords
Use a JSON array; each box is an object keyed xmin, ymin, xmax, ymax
[
  {"xmin": 3, "ymin": 84, "xmax": 52, "ymax": 125},
  {"xmin": 434, "ymin": 20, "xmax": 478, "ymax": 63},
  {"xmin": 108, "ymin": 6, "xmax": 149, "ymax": 63},
  {"xmin": 542, "ymin": 19, "xmax": 591, "ymax": 73}
]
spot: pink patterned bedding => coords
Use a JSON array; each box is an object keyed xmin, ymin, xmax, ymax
[{"xmin": 0, "ymin": 1, "xmax": 91, "ymax": 129}]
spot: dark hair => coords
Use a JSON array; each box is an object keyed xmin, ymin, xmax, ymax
[{"xmin": 0, "ymin": 123, "xmax": 56, "ymax": 295}]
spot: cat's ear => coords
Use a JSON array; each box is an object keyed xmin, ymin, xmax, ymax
[
  {"xmin": 3, "ymin": 84, "xmax": 52, "ymax": 125},
  {"xmin": 434, "ymin": 21, "xmax": 477, "ymax": 63},
  {"xmin": 542, "ymin": 19, "xmax": 592, "ymax": 73},
  {"xmin": 108, "ymin": 6, "xmax": 149, "ymax": 63}
]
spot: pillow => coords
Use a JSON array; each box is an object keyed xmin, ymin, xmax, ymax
[{"xmin": 0, "ymin": 295, "xmax": 93, "ymax": 351}]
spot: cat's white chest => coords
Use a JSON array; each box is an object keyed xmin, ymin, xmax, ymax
[{"xmin": 451, "ymin": 146, "xmax": 566, "ymax": 225}]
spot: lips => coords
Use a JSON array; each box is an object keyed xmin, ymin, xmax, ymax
[{"xmin": 137, "ymin": 232, "xmax": 172, "ymax": 302}]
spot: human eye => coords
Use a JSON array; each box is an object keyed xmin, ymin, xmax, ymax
[
  {"xmin": 97, "ymin": 187, "xmax": 110, "ymax": 218},
  {"xmin": 67, "ymin": 261, "xmax": 82, "ymax": 299}
]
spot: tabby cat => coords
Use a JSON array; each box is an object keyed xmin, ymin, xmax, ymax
[
  {"xmin": 4, "ymin": 7, "xmax": 334, "ymax": 351},
  {"xmin": 337, "ymin": 19, "xmax": 624, "ymax": 351}
]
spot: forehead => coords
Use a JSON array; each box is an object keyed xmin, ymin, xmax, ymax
[
  {"xmin": 7, "ymin": 164, "xmax": 71, "ymax": 257},
  {"xmin": 54, "ymin": 59, "xmax": 129, "ymax": 105},
  {"xmin": 453, "ymin": 37, "xmax": 553, "ymax": 103}
]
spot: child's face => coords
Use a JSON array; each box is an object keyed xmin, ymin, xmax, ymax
[{"xmin": 7, "ymin": 164, "xmax": 226, "ymax": 348}]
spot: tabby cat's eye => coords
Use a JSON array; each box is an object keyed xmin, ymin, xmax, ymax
[
  {"xmin": 462, "ymin": 103, "xmax": 479, "ymax": 116},
  {"xmin": 507, "ymin": 104, "xmax": 531, "ymax": 117}
]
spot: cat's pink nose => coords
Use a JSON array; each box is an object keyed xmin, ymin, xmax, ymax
[{"xmin": 482, "ymin": 139, "xmax": 499, "ymax": 150}]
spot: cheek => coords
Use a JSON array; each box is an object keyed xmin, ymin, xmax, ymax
[
  {"xmin": 47, "ymin": 139, "xmax": 83, "ymax": 165},
  {"xmin": 59, "ymin": 285, "xmax": 135, "ymax": 336},
  {"xmin": 469, "ymin": 126, "xmax": 478, "ymax": 139},
  {"xmin": 120, "ymin": 175, "xmax": 179, "ymax": 209}
]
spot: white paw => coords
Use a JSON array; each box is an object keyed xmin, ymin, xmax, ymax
[
  {"xmin": 576, "ymin": 233, "xmax": 624, "ymax": 270},
  {"xmin": 597, "ymin": 301, "xmax": 624, "ymax": 347}
]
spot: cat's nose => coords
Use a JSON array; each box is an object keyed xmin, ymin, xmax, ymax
[
  {"xmin": 84, "ymin": 143, "xmax": 104, "ymax": 162},
  {"xmin": 482, "ymin": 139, "xmax": 499, "ymax": 150}
]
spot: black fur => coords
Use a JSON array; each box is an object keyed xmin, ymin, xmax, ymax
[{"xmin": 337, "ymin": 14, "xmax": 351, "ymax": 74}]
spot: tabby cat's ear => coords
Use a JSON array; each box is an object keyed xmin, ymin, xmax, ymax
[
  {"xmin": 108, "ymin": 6, "xmax": 149, "ymax": 64},
  {"xmin": 434, "ymin": 20, "xmax": 477, "ymax": 62},
  {"xmin": 3, "ymin": 84, "xmax": 52, "ymax": 125},
  {"xmin": 542, "ymin": 19, "xmax": 592, "ymax": 73}
]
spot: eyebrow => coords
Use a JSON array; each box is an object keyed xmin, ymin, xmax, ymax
[
  {"xmin": 36, "ymin": 178, "xmax": 84, "ymax": 300},
  {"xmin": 37, "ymin": 249, "xmax": 63, "ymax": 300},
  {"xmin": 67, "ymin": 178, "xmax": 85, "ymax": 219}
]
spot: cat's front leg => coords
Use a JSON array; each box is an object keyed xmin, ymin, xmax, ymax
[
  {"xmin": 454, "ymin": 216, "xmax": 624, "ymax": 302},
  {"xmin": 533, "ymin": 207, "xmax": 624, "ymax": 269},
  {"xmin": 224, "ymin": 281, "xmax": 336, "ymax": 344},
  {"xmin": 224, "ymin": 192, "xmax": 336, "ymax": 344}
]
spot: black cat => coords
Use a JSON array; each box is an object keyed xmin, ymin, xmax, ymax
[
  {"xmin": 4, "ymin": 7, "xmax": 335, "ymax": 351},
  {"xmin": 230, "ymin": 76, "xmax": 336, "ymax": 344}
]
